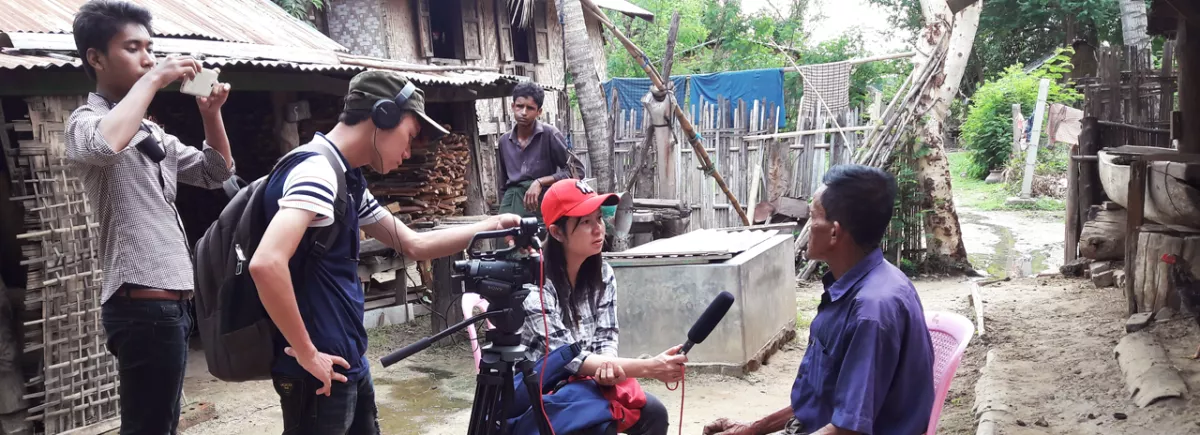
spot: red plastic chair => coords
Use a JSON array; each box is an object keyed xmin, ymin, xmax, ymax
[
  {"xmin": 462, "ymin": 292, "xmax": 492, "ymax": 372},
  {"xmin": 925, "ymin": 311, "xmax": 975, "ymax": 435}
]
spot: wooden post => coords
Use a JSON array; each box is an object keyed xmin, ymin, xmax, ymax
[
  {"xmin": 1177, "ymin": 17, "xmax": 1200, "ymax": 154},
  {"xmin": 1011, "ymin": 103, "xmax": 1023, "ymax": 154},
  {"xmin": 394, "ymin": 259, "xmax": 408, "ymax": 316},
  {"xmin": 609, "ymin": 91, "xmax": 620, "ymax": 186},
  {"xmin": 1066, "ymin": 143, "xmax": 1080, "ymax": 263},
  {"xmin": 661, "ymin": 13, "xmax": 681, "ymax": 79},
  {"xmin": 464, "ymin": 115, "xmax": 488, "ymax": 216},
  {"xmin": 655, "ymin": 12, "xmax": 681, "ymax": 201},
  {"xmin": 1077, "ymin": 117, "xmax": 1102, "ymax": 233},
  {"xmin": 832, "ymin": 112, "xmax": 847, "ymax": 165},
  {"xmin": 271, "ymin": 91, "xmax": 300, "ymax": 153},
  {"xmin": 430, "ymin": 252, "xmax": 465, "ymax": 343},
  {"xmin": 0, "ymin": 280, "xmax": 28, "ymax": 427},
  {"xmin": 1125, "ymin": 159, "xmax": 1147, "ymax": 315},
  {"xmin": 1021, "ymin": 79, "xmax": 1050, "ymax": 199}
]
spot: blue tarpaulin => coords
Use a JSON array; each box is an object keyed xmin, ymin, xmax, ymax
[
  {"xmin": 601, "ymin": 76, "xmax": 689, "ymax": 122},
  {"xmin": 601, "ymin": 68, "xmax": 787, "ymax": 129}
]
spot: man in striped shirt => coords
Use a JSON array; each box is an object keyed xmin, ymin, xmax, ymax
[{"xmin": 248, "ymin": 71, "xmax": 522, "ymax": 435}]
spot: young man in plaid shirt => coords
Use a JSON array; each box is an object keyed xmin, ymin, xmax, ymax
[{"xmin": 65, "ymin": 1, "xmax": 236, "ymax": 433}]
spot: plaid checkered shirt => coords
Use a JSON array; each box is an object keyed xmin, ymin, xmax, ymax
[
  {"xmin": 65, "ymin": 93, "xmax": 235, "ymax": 304},
  {"xmin": 520, "ymin": 261, "xmax": 620, "ymax": 374}
]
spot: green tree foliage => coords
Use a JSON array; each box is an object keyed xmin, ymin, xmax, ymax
[
  {"xmin": 866, "ymin": 0, "xmax": 1122, "ymax": 93},
  {"xmin": 604, "ymin": 0, "xmax": 911, "ymax": 128},
  {"xmin": 959, "ymin": 48, "xmax": 1082, "ymax": 179},
  {"xmin": 272, "ymin": 0, "xmax": 324, "ymax": 21}
]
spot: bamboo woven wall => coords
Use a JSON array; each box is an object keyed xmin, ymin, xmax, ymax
[
  {"xmin": 1079, "ymin": 43, "xmax": 1177, "ymax": 131},
  {"xmin": 882, "ymin": 139, "xmax": 927, "ymax": 270},
  {"xmin": 6, "ymin": 96, "xmax": 119, "ymax": 434}
]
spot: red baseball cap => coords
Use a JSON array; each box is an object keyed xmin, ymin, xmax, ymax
[{"xmin": 541, "ymin": 179, "xmax": 619, "ymax": 224}]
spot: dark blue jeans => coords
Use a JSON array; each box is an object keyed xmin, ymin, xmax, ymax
[
  {"xmin": 272, "ymin": 371, "xmax": 380, "ymax": 435},
  {"xmin": 102, "ymin": 299, "xmax": 192, "ymax": 435}
]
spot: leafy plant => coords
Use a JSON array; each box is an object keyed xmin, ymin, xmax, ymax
[
  {"xmin": 272, "ymin": 0, "xmax": 324, "ymax": 21},
  {"xmin": 959, "ymin": 59, "xmax": 1081, "ymax": 179}
]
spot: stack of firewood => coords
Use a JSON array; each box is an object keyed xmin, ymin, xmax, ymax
[{"xmin": 367, "ymin": 131, "xmax": 471, "ymax": 223}]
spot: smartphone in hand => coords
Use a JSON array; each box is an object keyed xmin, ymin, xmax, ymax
[{"xmin": 180, "ymin": 68, "xmax": 219, "ymax": 97}]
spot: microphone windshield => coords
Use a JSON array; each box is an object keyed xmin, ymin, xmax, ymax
[{"xmin": 687, "ymin": 291, "xmax": 735, "ymax": 344}]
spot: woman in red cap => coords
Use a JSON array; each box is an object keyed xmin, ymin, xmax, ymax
[{"xmin": 518, "ymin": 179, "xmax": 688, "ymax": 435}]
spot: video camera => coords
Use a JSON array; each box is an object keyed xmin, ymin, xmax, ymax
[{"xmin": 453, "ymin": 216, "xmax": 544, "ymax": 336}]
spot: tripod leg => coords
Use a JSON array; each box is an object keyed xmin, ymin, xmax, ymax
[
  {"xmin": 470, "ymin": 360, "xmax": 508, "ymax": 435},
  {"xmin": 466, "ymin": 374, "xmax": 492, "ymax": 435},
  {"xmin": 519, "ymin": 361, "xmax": 555, "ymax": 435}
]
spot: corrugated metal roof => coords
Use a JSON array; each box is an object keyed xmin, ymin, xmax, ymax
[
  {"xmin": 0, "ymin": 0, "xmax": 345, "ymax": 52},
  {"xmin": 395, "ymin": 70, "xmax": 520, "ymax": 87},
  {"xmin": 0, "ymin": 50, "xmax": 528, "ymax": 90},
  {"xmin": 0, "ymin": 51, "xmax": 79, "ymax": 70}
]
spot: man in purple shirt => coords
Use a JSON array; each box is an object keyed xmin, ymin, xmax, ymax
[
  {"xmin": 705, "ymin": 165, "xmax": 935, "ymax": 435},
  {"xmin": 496, "ymin": 82, "xmax": 584, "ymax": 218}
]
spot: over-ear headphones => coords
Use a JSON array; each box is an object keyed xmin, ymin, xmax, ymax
[{"xmin": 370, "ymin": 82, "xmax": 418, "ymax": 130}]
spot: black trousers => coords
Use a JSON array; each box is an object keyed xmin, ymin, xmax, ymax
[
  {"xmin": 272, "ymin": 371, "xmax": 380, "ymax": 435},
  {"xmin": 102, "ymin": 299, "xmax": 192, "ymax": 435},
  {"xmin": 625, "ymin": 393, "xmax": 669, "ymax": 435}
]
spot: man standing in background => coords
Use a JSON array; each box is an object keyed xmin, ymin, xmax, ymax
[{"xmin": 496, "ymin": 82, "xmax": 585, "ymax": 218}]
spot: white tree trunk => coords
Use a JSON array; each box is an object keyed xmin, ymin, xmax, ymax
[
  {"xmin": 1119, "ymin": 0, "xmax": 1151, "ymax": 50},
  {"xmin": 915, "ymin": 0, "xmax": 981, "ymax": 270},
  {"xmin": 563, "ymin": 0, "xmax": 615, "ymax": 192}
]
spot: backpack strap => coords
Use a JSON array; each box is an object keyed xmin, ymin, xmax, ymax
[{"xmin": 293, "ymin": 143, "xmax": 348, "ymax": 263}]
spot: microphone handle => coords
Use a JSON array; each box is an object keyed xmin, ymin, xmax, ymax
[
  {"xmin": 381, "ymin": 337, "xmax": 431, "ymax": 367},
  {"xmin": 679, "ymin": 340, "xmax": 696, "ymax": 355}
]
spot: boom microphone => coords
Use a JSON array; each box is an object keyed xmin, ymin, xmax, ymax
[{"xmin": 680, "ymin": 291, "xmax": 735, "ymax": 355}]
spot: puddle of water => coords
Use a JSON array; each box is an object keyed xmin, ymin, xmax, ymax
[
  {"xmin": 375, "ymin": 375, "xmax": 471, "ymax": 434},
  {"xmin": 961, "ymin": 211, "xmax": 1052, "ymax": 279},
  {"xmin": 409, "ymin": 365, "xmax": 457, "ymax": 380}
]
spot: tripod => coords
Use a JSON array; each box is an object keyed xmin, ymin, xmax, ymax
[
  {"xmin": 381, "ymin": 218, "xmax": 552, "ymax": 435},
  {"xmin": 380, "ymin": 284, "xmax": 553, "ymax": 435},
  {"xmin": 467, "ymin": 325, "xmax": 553, "ymax": 435}
]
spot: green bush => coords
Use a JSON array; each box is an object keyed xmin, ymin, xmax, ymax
[{"xmin": 959, "ymin": 49, "xmax": 1081, "ymax": 179}]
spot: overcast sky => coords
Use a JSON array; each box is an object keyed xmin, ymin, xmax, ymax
[{"xmin": 739, "ymin": 0, "xmax": 913, "ymax": 55}]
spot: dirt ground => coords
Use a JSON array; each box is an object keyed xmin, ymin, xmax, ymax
[{"xmin": 182, "ymin": 207, "xmax": 1200, "ymax": 434}]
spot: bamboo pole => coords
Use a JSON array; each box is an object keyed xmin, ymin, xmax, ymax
[
  {"xmin": 583, "ymin": 0, "xmax": 750, "ymax": 225},
  {"xmin": 744, "ymin": 125, "xmax": 877, "ymax": 140}
]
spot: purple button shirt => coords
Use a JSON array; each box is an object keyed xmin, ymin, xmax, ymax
[
  {"xmin": 790, "ymin": 249, "xmax": 935, "ymax": 434},
  {"xmin": 496, "ymin": 121, "xmax": 584, "ymax": 197}
]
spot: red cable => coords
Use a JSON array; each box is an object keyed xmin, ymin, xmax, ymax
[
  {"xmin": 664, "ymin": 367, "xmax": 685, "ymax": 435},
  {"xmin": 537, "ymin": 254, "xmax": 558, "ymax": 435}
]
